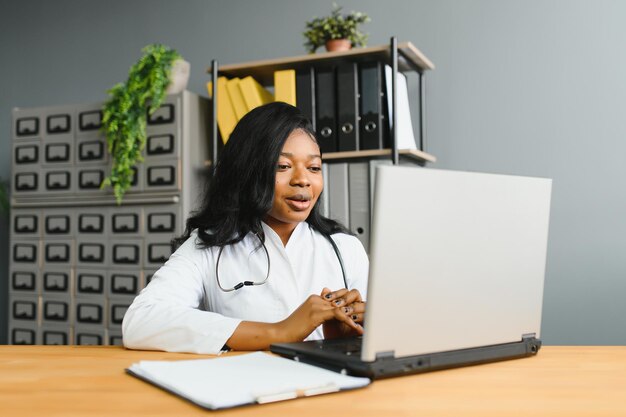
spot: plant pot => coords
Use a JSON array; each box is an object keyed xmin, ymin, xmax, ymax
[
  {"xmin": 325, "ymin": 39, "xmax": 352, "ymax": 52},
  {"xmin": 166, "ymin": 59, "xmax": 190, "ymax": 94}
]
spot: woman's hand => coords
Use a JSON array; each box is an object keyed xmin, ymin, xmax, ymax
[
  {"xmin": 320, "ymin": 287, "xmax": 366, "ymax": 339},
  {"xmin": 276, "ymin": 290, "xmax": 363, "ymax": 342}
]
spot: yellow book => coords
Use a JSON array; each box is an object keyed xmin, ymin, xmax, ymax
[
  {"xmin": 226, "ymin": 78, "xmax": 248, "ymax": 120},
  {"xmin": 274, "ymin": 69, "xmax": 296, "ymax": 106},
  {"xmin": 238, "ymin": 76, "xmax": 274, "ymax": 111},
  {"xmin": 207, "ymin": 77, "xmax": 237, "ymax": 143}
]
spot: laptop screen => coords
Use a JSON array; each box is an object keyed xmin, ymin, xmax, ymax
[{"xmin": 361, "ymin": 167, "xmax": 552, "ymax": 361}]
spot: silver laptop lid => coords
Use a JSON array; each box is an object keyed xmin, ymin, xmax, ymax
[{"xmin": 362, "ymin": 166, "xmax": 552, "ymax": 362}]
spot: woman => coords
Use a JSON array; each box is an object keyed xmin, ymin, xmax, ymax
[{"xmin": 123, "ymin": 102, "xmax": 368, "ymax": 354}]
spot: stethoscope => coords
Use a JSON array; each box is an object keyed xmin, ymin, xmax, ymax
[{"xmin": 215, "ymin": 233, "xmax": 347, "ymax": 292}]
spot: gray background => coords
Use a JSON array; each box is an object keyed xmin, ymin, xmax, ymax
[{"xmin": 1, "ymin": 0, "xmax": 625, "ymax": 345}]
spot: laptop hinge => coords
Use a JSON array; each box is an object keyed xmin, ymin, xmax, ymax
[
  {"xmin": 375, "ymin": 350, "xmax": 395, "ymax": 360},
  {"xmin": 522, "ymin": 333, "xmax": 537, "ymax": 340}
]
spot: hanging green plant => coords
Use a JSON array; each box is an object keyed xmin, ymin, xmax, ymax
[{"xmin": 101, "ymin": 43, "xmax": 183, "ymax": 203}]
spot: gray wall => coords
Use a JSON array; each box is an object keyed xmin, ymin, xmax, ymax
[{"xmin": 1, "ymin": 0, "xmax": 625, "ymax": 345}]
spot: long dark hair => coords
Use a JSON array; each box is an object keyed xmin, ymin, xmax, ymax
[{"xmin": 176, "ymin": 101, "xmax": 350, "ymax": 249}]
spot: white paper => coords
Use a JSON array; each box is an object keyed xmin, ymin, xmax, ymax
[
  {"xmin": 385, "ymin": 65, "xmax": 418, "ymax": 150},
  {"xmin": 128, "ymin": 351, "xmax": 370, "ymax": 409}
]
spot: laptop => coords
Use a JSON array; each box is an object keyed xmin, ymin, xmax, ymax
[{"xmin": 271, "ymin": 166, "xmax": 552, "ymax": 379}]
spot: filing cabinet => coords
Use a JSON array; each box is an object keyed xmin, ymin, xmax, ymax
[{"xmin": 9, "ymin": 91, "xmax": 209, "ymax": 345}]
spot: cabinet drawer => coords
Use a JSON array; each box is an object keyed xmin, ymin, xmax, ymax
[
  {"xmin": 42, "ymin": 326, "xmax": 71, "ymax": 345},
  {"xmin": 78, "ymin": 209, "xmax": 107, "ymax": 236},
  {"xmin": 42, "ymin": 269, "xmax": 72, "ymax": 295},
  {"xmin": 145, "ymin": 205, "xmax": 180, "ymax": 235},
  {"xmin": 42, "ymin": 297, "xmax": 72, "ymax": 325},
  {"xmin": 111, "ymin": 208, "xmax": 142, "ymax": 235},
  {"xmin": 43, "ymin": 240, "xmax": 73, "ymax": 265},
  {"xmin": 44, "ymin": 210, "xmax": 73, "ymax": 236},
  {"xmin": 76, "ymin": 240, "xmax": 108, "ymax": 266},
  {"xmin": 74, "ymin": 326, "xmax": 106, "ymax": 346},
  {"xmin": 78, "ymin": 107, "xmax": 103, "ymax": 133},
  {"xmin": 77, "ymin": 140, "xmax": 107, "ymax": 164},
  {"xmin": 110, "ymin": 239, "xmax": 143, "ymax": 267},
  {"xmin": 108, "ymin": 270, "xmax": 141, "ymax": 297},
  {"xmin": 9, "ymin": 323, "xmax": 39, "ymax": 345},
  {"xmin": 147, "ymin": 103, "xmax": 176, "ymax": 126},
  {"xmin": 108, "ymin": 298, "xmax": 132, "ymax": 328},
  {"xmin": 77, "ymin": 166, "xmax": 107, "ymax": 191},
  {"xmin": 75, "ymin": 269, "xmax": 107, "ymax": 296},
  {"xmin": 145, "ymin": 239, "xmax": 174, "ymax": 268},
  {"xmin": 46, "ymin": 113, "xmax": 72, "ymax": 136},
  {"xmin": 13, "ymin": 171, "xmax": 40, "ymax": 195},
  {"xmin": 144, "ymin": 161, "xmax": 179, "ymax": 192},
  {"xmin": 43, "ymin": 140, "xmax": 73, "ymax": 165},
  {"xmin": 11, "ymin": 297, "xmax": 39, "ymax": 323},
  {"xmin": 14, "ymin": 143, "xmax": 40, "ymax": 165},
  {"xmin": 76, "ymin": 297, "xmax": 106, "ymax": 326},
  {"xmin": 11, "ymin": 209, "xmax": 40, "ymax": 237},
  {"xmin": 43, "ymin": 168, "xmax": 74, "ymax": 194},
  {"xmin": 10, "ymin": 268, "xmax": 40, "ymax": 294},
  {"xmin": 12, "ymin": 241, "xmax": 39, "ymax": 265},
  {"xmin": 14, "ymin": 115, "xmax": 41, "ymax": 139}
]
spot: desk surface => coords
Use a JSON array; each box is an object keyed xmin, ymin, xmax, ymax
[{"xmin": 0, "ymin": 345, "xmax": 624, "ymax": 416}]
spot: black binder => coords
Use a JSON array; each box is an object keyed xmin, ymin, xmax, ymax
[
  {"xmin": 315, "ymin": 67, "xmax": 337, "ymax": 153},
  {"xmin": 337, "ymin": 63, "xmax": 359, "ymax": 151},
  {"xmin": 296, "ymin": 68, "xmax": 316, "ymax": 130},
  {"xmin": 359, "ymin": 62, "xmax": 386, "ymax": 150}
]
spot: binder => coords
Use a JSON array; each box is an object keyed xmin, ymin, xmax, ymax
[
  {"xmin": 274, "ymin": 69, "xmax": 296, "ymax": 106},
  {"xmin": 206, "ymin": 77, "xmax": 237, "ymax": 143},
  {"xmin": 384, "ymin": 65, "xmax": 418, "ymax": 150},
  {"xmin": 238, "ymin": 76, "xmax": 273, "ymax": 111},
  {"xmin": 337, "ymin": 63, "xmax": 359, "ymax": 152},
  {"xmin": 127, "ymin": 351, "xmax": 369, "ymax": 410},
  {"xmin": 296, "ymin": 67, "xmax": 316, "ymax": 129},
  {"xmin": 348, "ymin": 161, "xmax": 370, "ymax": 251},
  {"xmin": 327, "ymin": 162, "xmax": 349, "ymax": 227},
  {"xmin": 225, "ymin": 78, "xmax": 248, "ymax": 120},
  {"xmin": 315, "ymin": 67, "xmax": 337, "ymax": 153},
  {"xmin": 358, "ymin": 62, "xmax": 386, "ymax": 150}
]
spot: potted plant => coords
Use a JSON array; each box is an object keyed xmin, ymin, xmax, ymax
[
  {"xmin": 303, "ymin": 3, "xmax": 371, "ymax": 53},
  {"xmin": 101, "ymin": 43, "xmax": 189, "ymax": 203}
]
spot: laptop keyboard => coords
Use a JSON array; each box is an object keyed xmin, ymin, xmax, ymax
[{"xmin": 316, "ymin": 337, "xmax": 362, "ymax": 356}]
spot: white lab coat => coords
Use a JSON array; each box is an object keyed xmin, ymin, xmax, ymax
[{"xmin": 122, "ymin": 221, "xmax": 369, "ymax": 354}]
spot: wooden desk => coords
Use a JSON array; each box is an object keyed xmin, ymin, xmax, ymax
[{"xmin": 0, "ymin": 346, "xmax": 624, "ymax": 416}]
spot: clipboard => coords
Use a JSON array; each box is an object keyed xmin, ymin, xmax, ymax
[{"xmin": 126, "ymin": 351, "xmax": 370, "ymax": 410}]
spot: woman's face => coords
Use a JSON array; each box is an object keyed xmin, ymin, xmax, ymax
[{"xmin": 266, "ymin": 129, "xmax": 323, "ymax": 229}]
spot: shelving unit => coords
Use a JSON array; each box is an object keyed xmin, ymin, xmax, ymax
[
  {"xmin": 207, "ymin": 37, "xmax": 436, "ymax": 251},
  {"xmin": 208, "ymin": 37, "xmax": 436, "ymax": 166}
]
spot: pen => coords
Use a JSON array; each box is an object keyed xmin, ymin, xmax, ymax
[{"xmin": 254, "ymin": 382, "xmax": 340, "ymax": 404}]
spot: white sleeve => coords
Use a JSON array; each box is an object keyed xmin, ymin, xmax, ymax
[
  {"xmin": 122, "ymin": 234, "xmax": 241, "ymax": 354},
  {"xmin": 333, "ymin": 234, "xmax": 370, "ymax": 300}
]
